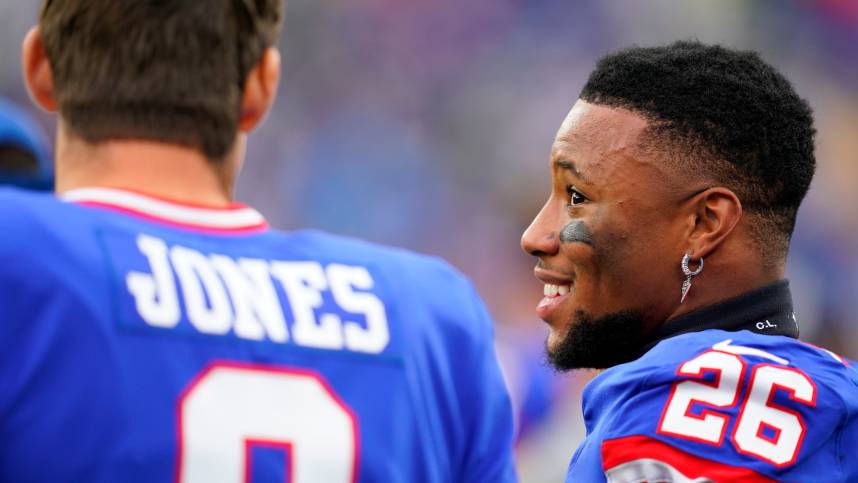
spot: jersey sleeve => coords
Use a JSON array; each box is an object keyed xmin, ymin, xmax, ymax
[
  {"xmin": 592, "ymin": 341, "xmax": 848, "ymax": 483},
  {"xmin": 454, "ymin": 281, "xmax": 517, "ymax": 483}
]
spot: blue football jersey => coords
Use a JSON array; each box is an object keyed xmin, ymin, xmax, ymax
[
  {"xmin": 0, "ymin": 187, "xmax": 516, "ymax": 483},
  {"xmin": 567, "ymin": 328, "xmax": 858, "ymax": 482}
]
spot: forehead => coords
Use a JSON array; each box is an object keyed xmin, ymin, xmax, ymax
[{"xmin": 551, "ymin": 100, "xmax": 665, "ymax": 183}]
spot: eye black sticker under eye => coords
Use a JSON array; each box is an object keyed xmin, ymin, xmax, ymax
[{"xmin": 560, "ymin": 220, "xmax": 594, "ymax": 246}]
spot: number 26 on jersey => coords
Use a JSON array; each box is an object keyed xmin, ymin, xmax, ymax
[{"xmin": 657, "ymin": 347, "xmax": 816, "ymax": 467}]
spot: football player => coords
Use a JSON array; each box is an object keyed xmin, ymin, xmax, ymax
[
  {"xmin": 521, "ymin": 41, "xmax": 858, "ymax": 482},
  {"xmin": 0, "ymin": 1, "xmax": 516, "ymax": 482}
]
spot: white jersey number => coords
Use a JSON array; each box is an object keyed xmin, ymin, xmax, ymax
[
  {"xmin": 732, "ymin": 364, "xmax": 815, "ymax": 466},
  {"xmin": 657, "ymin": 351, "xmax": 745, "ymax": 445},
  {"xmin": 177, "ymin": 363, "xmax": 358, "ymax": 482},
  {"xmin": 658, "ymin": 348, "xmax": 816, "ymax": 467}
]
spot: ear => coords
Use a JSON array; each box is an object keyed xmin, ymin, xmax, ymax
[
  {"xmin": 684, "ymin": 187, "xmax": 743, "ymax": 260},
  {"xmin": 238, "ymin": 47, "xmax": 281, "ymax": 133},
  {"xmin": 22, "ymin": 27, "xmax": 58, "ymax": 113}
]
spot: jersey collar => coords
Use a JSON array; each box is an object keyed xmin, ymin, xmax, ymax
[
  {"xmin": 638, "ymin": 280, "xmax": 798, "ymax": 357},
  {"xmin": 61, "ymin": 187, "xmax": 269, "ymax": 234}
]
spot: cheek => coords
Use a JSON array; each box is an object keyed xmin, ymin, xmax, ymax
[
  {"xmin": 586, "ymin": 218, "xmax": 667, "ymax": 297},
  {"xmin": 578, "ymin": 210, "xmax": 633, "ymax": 276}
]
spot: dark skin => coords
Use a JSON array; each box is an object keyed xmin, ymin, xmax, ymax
[{"xmin": 521, "ymin": 100, "xmax": 784, "ymax": 368}]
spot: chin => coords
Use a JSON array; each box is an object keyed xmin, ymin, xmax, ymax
[
  {"xmin": 545, "ymin": 309, "xmax": 648, "ymax": 371},
  {"xmin": 546, "ymin": 324, "xmax": 572, "ymax": 353}
]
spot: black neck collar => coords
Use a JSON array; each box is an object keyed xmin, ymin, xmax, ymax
[{"xmin": 638, "ymin": 280, "xmax": 798, "ymax": 356}]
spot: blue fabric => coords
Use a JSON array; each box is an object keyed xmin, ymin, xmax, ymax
[
  {"xmin": 0, "ymin": 188, "xmax": 516, "ymax": 483},
  {"xmin": 567, "ymin": 329, "xmax": 858, "ymax": 482}
]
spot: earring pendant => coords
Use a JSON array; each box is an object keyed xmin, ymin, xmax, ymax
[{"xmin": 680, "ymin": 254, "xmax": 704, "ymax": 303}]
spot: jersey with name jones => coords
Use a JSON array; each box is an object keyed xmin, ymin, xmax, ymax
[{"xmin": 0, "ymin": 188, "xmax": 516, "ymax": 483}]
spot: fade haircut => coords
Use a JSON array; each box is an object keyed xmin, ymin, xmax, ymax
[
  {"xmin": 581, "ymin": 41, "xmax": 816, "ymax": 261},
  {"xmin": 39, "ymin": 0, "xmax": 283, "ymax": 160}
]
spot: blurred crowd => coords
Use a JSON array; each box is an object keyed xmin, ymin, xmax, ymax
[{"xmin": 1, "ymin": 1, "xmax": 855, "ymax": 481}]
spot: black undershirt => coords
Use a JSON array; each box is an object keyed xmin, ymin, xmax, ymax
[{"xmin": 637, "ymin": 280, "xmax": 798, "ymax": 357}]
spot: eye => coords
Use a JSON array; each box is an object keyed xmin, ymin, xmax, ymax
[{"xmin": 566, "ymin": 185, "xmax": 589, "ymax": 206}]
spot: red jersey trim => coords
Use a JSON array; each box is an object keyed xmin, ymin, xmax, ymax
[
  {"xmin": 602, "ymin": 435, "xmax": 779, "ymax": 482},
  {"xmin": 61, "ymin": 187, "xmax": 269, "ymax": 234}
]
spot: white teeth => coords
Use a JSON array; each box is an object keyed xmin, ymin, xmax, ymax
[{"xmin": 543, "ymin": 284, "xmax": 571, "ymax": 297}]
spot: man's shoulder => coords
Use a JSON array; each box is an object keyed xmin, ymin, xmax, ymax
[
  {"xmin": 285, "ymin": 229, "xmax": 489, "ymax": 336},
  {"xmin": 583, "ymin": 330, "xmax": 857, "ymax": 481},
  {"xmin": 0, "ymin": 188, "xmax": 119, "ymax": 270},
  {"xmin": 0, "ymin": 186, "xmax": 57, "ymax": 219},
  {"xmin": 648, "ymin": 330, "xmax": 857, "ymax": 393},
  {"xmin": 0, "ymin": 187, "xmax": 68, "ymax": 254},
  {"xmin": 282, "ymin": 228, "xmax": 477, "ymax": 303},
  {"xmin": 597, "ymin": 329, "xmax": 858, "ymax": 406}
]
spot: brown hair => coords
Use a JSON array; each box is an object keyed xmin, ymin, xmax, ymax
[{"xmin": 39, "ymin": 0, "xmax": 283, "ymax": 160}]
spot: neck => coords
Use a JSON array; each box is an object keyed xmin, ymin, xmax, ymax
[
  {"xmin": 54, "ymin": 125, "xmax": 243, "ymax": 207},
  {"xmin": 663, "ymin": 234, "xmax": 785, "ymax": 324}
]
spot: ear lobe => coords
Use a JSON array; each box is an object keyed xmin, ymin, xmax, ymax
[
  {"xmin": 686, "ymin": 187, "xmax": 743, "ymax": 259},
  {"xmin": 238, "ymin": 47, "xmax": 281, "ymax": 133},
  {"xmin": 22, "ymin": 27, "xmax": 58, "ymax": 113}
]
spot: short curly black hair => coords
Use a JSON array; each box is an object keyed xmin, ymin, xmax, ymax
[{"xmin": 580, "ymin": 40, "xmax": 816, "ymax": 260}]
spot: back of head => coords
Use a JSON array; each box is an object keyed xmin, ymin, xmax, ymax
[
  {"xmin": 580, "ymin": 40, "xmax": 816, "ymax": 262},
  {"xmin": 39, "ymin": 0, "xmax": 283, "ymax": 160}
]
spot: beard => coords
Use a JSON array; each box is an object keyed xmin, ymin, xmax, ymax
[{"xmin": 547, "ymin": 309, "xmax": 647, "ymax": 371}]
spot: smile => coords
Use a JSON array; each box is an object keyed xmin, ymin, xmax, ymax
[
  {"xmin": 533, "ymin": 267, "xmax": 576, "ymax": 321},
  {"xmin": 536, "ymin": 286, "xmax": 572, "ymax": 321}
]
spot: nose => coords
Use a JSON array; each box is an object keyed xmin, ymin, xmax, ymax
[{"xmin": 521, "ymin": 201, "xmax": 560, "ymax": 257}]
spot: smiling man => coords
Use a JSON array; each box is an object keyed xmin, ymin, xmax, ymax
[{"xmin": 522, "ymin": 41, "xmax": 858, "ymax": 482}]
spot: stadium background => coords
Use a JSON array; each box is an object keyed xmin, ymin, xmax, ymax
[{"xmin": 1, "ymin": 1, "xmax": 855, "ymax": 481}]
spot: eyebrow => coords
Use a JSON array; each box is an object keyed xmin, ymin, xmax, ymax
[{"xmin": 554, "ymin": 160, "xmax": 591, "ymax": 184}]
